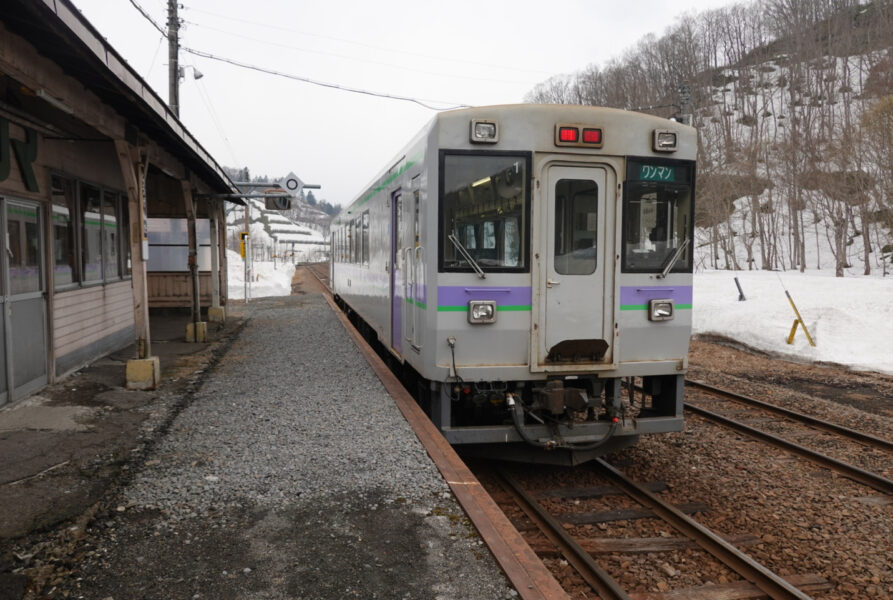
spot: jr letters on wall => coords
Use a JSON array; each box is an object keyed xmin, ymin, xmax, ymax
[{"xmin": 0, "ymin": 117, "xmax": 40, "ymax": 193}]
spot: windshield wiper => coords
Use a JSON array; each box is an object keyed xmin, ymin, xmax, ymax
[
  {"xmin": 657, "ymin": 238, "xmax": 690, "ymax": 279},
  {"xmin": 448, "ymin": 234, "xmax": 485, "ymax": 279}
]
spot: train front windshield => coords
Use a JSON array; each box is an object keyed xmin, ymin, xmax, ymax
[
  {"xmin": 622, "ymin": 159, "xmax": 694, "ymax": 273},
  {"xmin": 440, "ymin": 152, "xmax": 530, "ymax": 272}
]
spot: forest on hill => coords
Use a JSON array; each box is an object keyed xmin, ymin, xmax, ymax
[{"xmin": 526, "ymin": 0, "xmax": 893, "ymax": 276}]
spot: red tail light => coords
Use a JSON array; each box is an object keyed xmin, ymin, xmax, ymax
[
  {"xmin": 558, "ymin": 127, "xmax": 579, "ymax": 143},
  {"xmin": 582, "ymin": 128, "xmax": 602, "ymax": 144}
]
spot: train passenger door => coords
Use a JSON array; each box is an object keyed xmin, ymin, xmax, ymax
[
  {"xmin": 390, "ymin": 190, "xmax": 402, "ymax": 357},
  {"xmin": 540, "ymin": 165, "xmax": 612, "ymax": 365},
  {"xmin": 402, "ymin": 177, "xmax": 423, "ymax": 352}
]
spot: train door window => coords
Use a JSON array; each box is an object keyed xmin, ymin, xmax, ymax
[
  {"xmin": 462, "ymin": 224, "xmax": 477, "ymax": 249},
  {"xmin": 554, "ymin": 179, "xmax": 598, "ymax": 275},
  {"xmin": 503, "ymin": 217, "xmax": 520, "ymax": 267},
  {"xmin": 348, "ymin": 218, "xmax": 354, "ymax": 263},
  {"xmin": 51, "ymin": 176, "xmax": 78, "ymax": 288},
  {"xmin": 440, "ymin": 151, "xmax": 530, "ymax": 273},
  {"xmin": 412, "ymin": 182, "xmax": 420, "ymax": 247},
  {"xmin": 102, "ymin": 190, "xmax": 121, "ymax": 279},
  {"xmin": 362, "ymin": 211, "xmax": 370, "ymax": 265},
  {"xmin": 79, "ymin": 182, "xmax": 103, "ymax": 284},
  {"xmin": 622, "ymin": 159, "xmax": 693, "ymax": 273}
]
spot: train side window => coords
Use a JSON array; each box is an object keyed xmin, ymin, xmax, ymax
[
  {"xmin": 362, "ymin": 211, "xmax": 370, "ymax": 266},
  {"xmin": 554, "ymin": 179, "xmax": 598, "ymax": 275},
  {"xmin": 350, "ymin": 220, "xmax": 356, "ymax": 263}
]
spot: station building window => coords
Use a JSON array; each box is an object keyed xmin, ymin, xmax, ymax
[{"xmin": 51, "ymin": 174, "xmax": 130, "ymax": 290}]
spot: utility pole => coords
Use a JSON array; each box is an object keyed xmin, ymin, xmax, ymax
[{"xmin": 168, "ymin": 0, "xmax": 180, "ymax": 117}]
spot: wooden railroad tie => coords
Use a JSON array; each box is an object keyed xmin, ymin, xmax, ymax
[
  {"xmin": 558, "ymin": 502, "xmax": 711, "ymax": 525},
  {"xmin": 627, "ymin": 573, "xmax": 831, "ymax": 599},
  {"xmin": 527, "ymin": 533, "xmax": 761, "ymax": 555}
]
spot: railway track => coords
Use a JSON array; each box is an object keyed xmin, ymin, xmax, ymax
[
  {"xmin": 684, "ymin": 380, "xmax": 893, "ymax": 495},
  {"xmin": 305, "ymin": 264, "xmax": 887, "ymax": 598},
  {"xmin": 482, "ymin": 461, "xmax": 831, "ymax": 599}
]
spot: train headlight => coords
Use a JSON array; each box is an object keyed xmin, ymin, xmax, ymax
[
  {"xmin": 470, "ymin": 119, "xmax": 499, "ymax": 143},
  {"xmin": 648, "ymin": 299, "xmax": 675, "ymax": 321},
  {"xmin": 468, "ymin": 300, "xmax": 497, "ymax": 324},
  {"xmin": 653, "ymin": 129, "xmax": 678, "ymax": 152}
]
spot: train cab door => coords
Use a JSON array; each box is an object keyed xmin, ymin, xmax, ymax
[
  {"xmin": 390, "ymin": 190, "xmax": 403, "ymax": 358},
  {"xmin": 539, "ymin": 165, "xmax": 614, "ymax": 366}
]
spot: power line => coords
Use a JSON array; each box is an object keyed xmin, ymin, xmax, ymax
[
  {"xmin": 126, "ymin": 1, "xmax": 470, "ymax": 109},
  {"xmin": 191, "ymin": 76, "xmax": 241, "ymax": 166},
  {"xmin": 185, "ymin": 6, "xmax": 553, "ymax": 77},
  {"xmin": 180, "ymin": 47, "xmax": 470, "ymax": 110},
  {"xmin": 127, "ymin": 0, "xmax": 167, "ymax": 36},
  {"xmin": 181, "ymin": 20, "xmax": 538, "ymax": 87}
]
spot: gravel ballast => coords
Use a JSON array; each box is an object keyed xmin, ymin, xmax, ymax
[{"xmin": 57, "ymin": 288, "xmax": 517, "ymax": 599}]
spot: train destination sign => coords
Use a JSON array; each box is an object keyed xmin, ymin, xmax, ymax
[{"xmin": 636, "ymin": 164, "xmax": 676, "ymax": 182}]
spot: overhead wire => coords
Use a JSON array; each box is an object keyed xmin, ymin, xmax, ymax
[
  {"xmin": 125, "ymin": 1, "xmax": 473, "ymax": 110},
  {"xmin": 127, "ymin": 0, "xmax": 167, "ymax": 36},
  {"xmin": 145, "ymin": 34, "xmax": 166, "ymax": 79},
  {"xmin": 181, "ymin": 47, "xmax": 471, "ymax": 110},
  {"xmin": 190, "ymin": 75, "xmax": 241, "ymax": 167},
  {"xmin": 181, "ymin": 20, "xmax": 539, "ymax": 86},
  {"xmin": 185, "ymin": 6, "xmax": 554, "ymax": 77}
]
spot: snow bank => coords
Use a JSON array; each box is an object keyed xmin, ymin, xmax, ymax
[
  {"xmin": 227, "ymin": 249, "xmax": 295, "ymax": 300},
  {"xmin": 693, "ymin": 270, "xmax": 893, "ymax": 375}
]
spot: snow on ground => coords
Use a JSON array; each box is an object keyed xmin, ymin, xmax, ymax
[
  {"xmin": 223, "ymin": 246, "xmax": 892, "ymax": 375},
  {"xmin": 227, "ymin": 249, "xmax": 295, "ymax": 300},
  {"xmin": 693, "ymin": 270, "xmax": 893, "ymax": 376}
]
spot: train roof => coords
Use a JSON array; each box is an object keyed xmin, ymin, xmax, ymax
[{"xmin": 336, "ymin": 104, "xmax": 696, "ymax": 222}]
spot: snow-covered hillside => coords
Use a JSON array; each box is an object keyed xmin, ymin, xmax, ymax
[{"xmin": 226, "ymin": 198, "xmax": 328, "ymax": 265}]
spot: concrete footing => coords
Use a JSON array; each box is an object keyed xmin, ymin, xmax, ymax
[
  {"xmin": 208, "ymin": 306, "xmax": 226, "ymax": 323},
  {"xmin": 186, "ymin": 321, "xmax": 208, "ymax": 343},
  {"xmin": 125, "ymin": 357, "xmax": 161, "ymax": 391}
]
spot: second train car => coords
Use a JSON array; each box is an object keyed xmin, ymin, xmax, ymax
[{"xmin": 331, "ymin": 104, "xmax": 695, "ymax": 464}]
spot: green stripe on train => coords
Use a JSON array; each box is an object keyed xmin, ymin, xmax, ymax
[{"xmin": 403, "ymin": 297, "xmax": 428, "ymax": 309}]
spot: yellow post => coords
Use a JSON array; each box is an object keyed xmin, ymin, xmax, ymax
[{"xmin": 784, "ymin": 290, "xmax": 816, "ymax": 347}]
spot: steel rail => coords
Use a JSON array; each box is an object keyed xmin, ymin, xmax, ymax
[
  {"xmin": 593, "ymin": 459, "xmax": 815, "ymax": 600},
  {"xmin": 686, "ymin": 380, "xmax": 893, "ymax": 453},
  {"xmin": 495, "ymin": 468, "xmax": 633, "ymax": 600},
  {"xmin": 685, "ymin": 402, "xmax": 893, "ymax": 495},
  {"xmin": 311, "ymin": 266, "xmax": 570, "ymax": 600}
]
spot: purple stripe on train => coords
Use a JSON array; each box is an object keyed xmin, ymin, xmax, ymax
[
  {"xmin": 620, "ymin": 285, "xmax": 693, "ymax": 305},
  {"xmin": 437, "ymin": 286, "xmax": 532, "ymax": 307}
]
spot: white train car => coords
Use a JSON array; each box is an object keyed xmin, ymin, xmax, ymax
[{"xmin": 332, "ymin": 104, "xmax": 695, "ymax": 464}]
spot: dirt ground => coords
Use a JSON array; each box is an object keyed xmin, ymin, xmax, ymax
[{"xmin": 688, "ymin": 336, "xmax": 893, "ymax": 417}]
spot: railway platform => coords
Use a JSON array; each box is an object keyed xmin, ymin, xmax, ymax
[{"xmin": 0, "ymin": 270, "xmax": 524, "ymax": 599}]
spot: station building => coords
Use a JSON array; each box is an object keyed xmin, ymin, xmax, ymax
[{"xmin": 0, "ymin": 0, "xmax": 238, "ymax": 404}]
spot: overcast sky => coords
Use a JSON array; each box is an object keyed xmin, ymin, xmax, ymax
[{"xmin": 71, "ymin": 0, "xmax": 741, "ymax": 207}]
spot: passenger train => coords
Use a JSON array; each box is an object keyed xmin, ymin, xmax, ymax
[{"xmin": 331, "ymin": 104, "xmax": 695, "ymax": 464}]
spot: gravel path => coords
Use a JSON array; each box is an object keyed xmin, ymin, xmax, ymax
[{"xmin": 56, "ymin": 289, "xmax": 516, "ymax": 599}]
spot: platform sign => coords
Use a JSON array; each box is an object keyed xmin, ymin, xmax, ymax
[
  {"xmin": 139, "ymin": 160, "xmax": 149, "ymax": 260},
  {"xmin": 278, "ymin": 172, "xmax": 304, "ymax": 198},
  {"xmin": 240, "ymin": 231, "xmax": 249, "ymax": 258}
]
